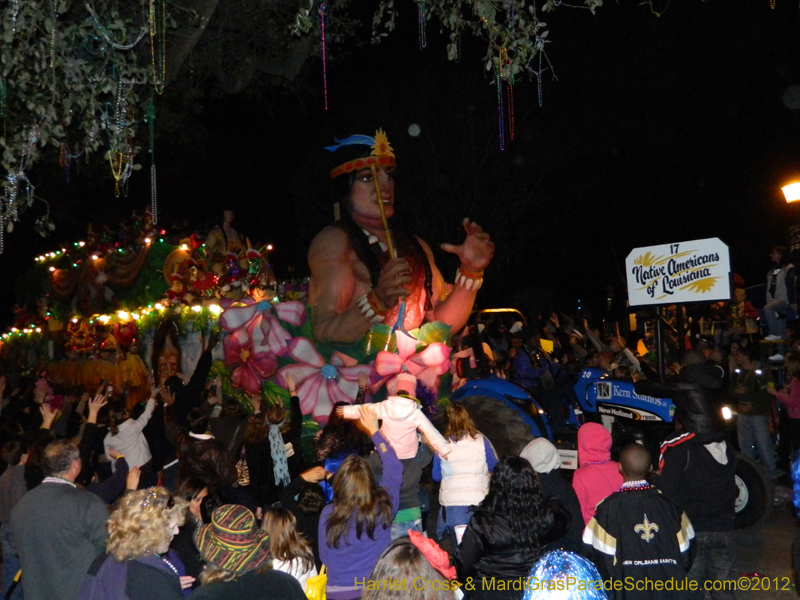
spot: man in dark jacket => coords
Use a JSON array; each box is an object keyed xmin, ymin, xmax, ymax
[
  {"xmin": 637, "ymin": 349, "xmax": 737, "ymax": 600},
  {"xmin": 659, "ymin": 390, "xmax": 737, "ymax": 600},
  {"xmin": 11, "ymin": 440, "xmax": 109, "ymax": 600}
]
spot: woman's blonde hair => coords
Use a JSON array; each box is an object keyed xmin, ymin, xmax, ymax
[
  {"xmin": 261, "ymin": 507, "xmax": 314, "ymax": 574},
  {"xmin": 444, "ymin": 404, "xmax": 478, "ymax": 442},
  {"xmin": 107, "ymin": 487, "xmax": 187, "ymax": 561}
]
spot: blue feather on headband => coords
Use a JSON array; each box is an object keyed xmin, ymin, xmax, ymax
[{"xmin": 324, "ymin": 134, "xmax": 375, "ymax": 153}]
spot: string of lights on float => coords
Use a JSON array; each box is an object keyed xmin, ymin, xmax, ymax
[
  {"xmin": 6, "ymin": 224, "xmax": 280, "ymax": 349},
  {"xmin": 0, "ymin": 301, "xmax": 224, "ymax": 344}
]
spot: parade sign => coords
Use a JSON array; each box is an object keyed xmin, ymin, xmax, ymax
[{"xmin": 626, "ymin": 238, "xmax": 730, "ymax": 306}]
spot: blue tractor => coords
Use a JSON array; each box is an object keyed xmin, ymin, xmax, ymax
[
  {"xmin": 574, "ymin": 366, "xmax": 676, "ymax": 422},
  {"xmin": 573, "ymin": 365, "xmax": 773, "ymax": 529},
  {"xmin": 449, "ymin": 309, "xmax": 773, "ymax": 529}
]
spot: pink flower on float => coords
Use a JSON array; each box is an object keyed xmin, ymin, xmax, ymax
[
  {"xmin": 275, "ymin": 337, "xmax": 372, "ymax": 423},
  {"xmin": 222, "ymin": 322, "xmax": 278, "ymax": 395},
  {"xmin": 219, "ymin": 296, "xmax": 306, "ymax": 339},
  {"xmin": 218, "ymin": 298, "xmax": 306, "ymax": 395},
  {"xmin": 374, "ymin": 330, "xmax": 451, "ymax": 392}
]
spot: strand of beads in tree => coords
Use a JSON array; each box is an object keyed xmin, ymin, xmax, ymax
[
  {"xmin": 146, "ymin": 97, "xmax": 158, "ymax": 224},
  {"xmin": 0, "ymin": 78, "xmax": 7, "ymax": 138},
  {"xmin": 318, "ymin": 0, "xmax": 329, "ymax": 110},
  {"xmin": 86, "ymin": 2, "xmax": 148, "ymax": 51},
  {"xmin": 9, "ymin": 0, "xmax": 19, "ymax": 34},
  {"xmin": 58, "ymin": 142, "xmax": 84, "ymax": 184},
  {"xmin": 481, "ymin": 16, "xmax": 515, "ymax": 149},
  {"xmin": 506, "ymin": 73, "xmax": 514, "ymax": 141},
  {"xmin": 104, "ymin": 80, "xmax": 135, "ymax": 196},
  {"xmin": 417, "ymin": 0, "xmax": 427, "ymax": 50},
  {"xmin": 1, "ymin": 126, "xmax": 39, "ymax": 253},
  {"xmin": 149, "ymin": 0, "xmax": 166, "ymax": 94},
  {"xmin": 49, "ymin": 0, "xmax": 58, "ymax": 70},
  {"xmin": 525, "ymin": 37, "xmax": 553, "ymax": 109},
  {"xmin": 495, "ymin": 69, "xmax": 505, "ymax": 151},
  {"xmin": 109, "ymin": 151, "xmax": 126, "ymax": 198}
]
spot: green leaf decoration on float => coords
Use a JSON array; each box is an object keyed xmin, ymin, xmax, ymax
[
  {"xmin": 262, "ymin": 379, "xmax": 290, "ymax": 407},
  {"xmin": 210, "ymin": 358, "xmax": 255, "ymax": 414},
  {"xmin": 413, "ymin": 321, "xmax": 452, "ymax": 347}
]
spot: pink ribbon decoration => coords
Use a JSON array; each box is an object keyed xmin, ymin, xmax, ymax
[
  {"xmin": 374, "ymin": 330, "xmax": 451, "ymax": 392},
  {"xmin": 275, "ymin": 337, "xmax": 372, "ymax": 422}
]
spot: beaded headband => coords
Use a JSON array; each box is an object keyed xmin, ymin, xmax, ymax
[
  {"xmin": 141, "ymin": 487, "xmax": 175, "ymax": 510},
  {"xmin": 325, "ymin": 129, "xmax": 396, "ymax": 179}
]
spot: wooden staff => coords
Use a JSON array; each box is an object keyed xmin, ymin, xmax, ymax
[
  {"xmin": 369, "ymin": 163, "xmax": 397, "ymax": 259},
  {"xmin": 370, "ymin": 163, "xmax": 413, "ymax": 336}
]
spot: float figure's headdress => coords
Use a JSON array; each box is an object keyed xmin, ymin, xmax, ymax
[{"xmin": 325, "ymin": 129, "xmax": 396, "ymax": 179}]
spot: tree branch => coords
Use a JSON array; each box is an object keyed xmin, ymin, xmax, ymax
[
  {"xmin": 165, "ymin": 0, "xmax": 223, "ymax": 87},
  {"xmin": 252, "ymin": 34, "xmax": 314, "ymax": 82}
]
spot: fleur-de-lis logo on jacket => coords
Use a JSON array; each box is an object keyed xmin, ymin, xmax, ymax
[{"xmin": 634, "ymin": 514, "xmax": 659, "ymax": 542}]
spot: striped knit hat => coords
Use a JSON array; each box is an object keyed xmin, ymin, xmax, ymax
[{"xmin": 194, "ymin": 505, "xmax": 271, "ymax": 573}]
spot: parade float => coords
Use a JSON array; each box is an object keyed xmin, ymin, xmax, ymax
[{"xmin": 0, "ymin": 206, "xmax": 455, "ymax": 432}]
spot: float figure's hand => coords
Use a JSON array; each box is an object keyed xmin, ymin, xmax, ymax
[{"xmin": 440, "ymin": 219, "xmax": 494, "ymax": 273}]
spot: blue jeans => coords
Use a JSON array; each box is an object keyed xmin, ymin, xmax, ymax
[
  {"xmin": 687, "ymin": 531, "xmax": 735, "ymax": 600},
  {"xmin": 737, "ymin": 414, "xmax": 777, "ymax": 480},
  {"xmin": 763, "ymin": 299, "xmax": 791, "ymax": 338},
  {"xmin": 436, "ymin": 505, "xmax": 472, "ymax": 548},
  {"xmin": 1, "ymin": 523, "xmax": 22, "ymax": 600},
  {"xmin": 391, "ymin": 518, "xmax": 422, "ymax": 540}
]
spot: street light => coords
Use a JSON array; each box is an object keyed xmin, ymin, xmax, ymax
[{"xmin": 782, "ymin": 182, "xmax": 800, "ymax": 203}]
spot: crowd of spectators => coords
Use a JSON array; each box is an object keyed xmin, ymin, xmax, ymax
[{"xmin": 1, "ymin": 253, "xmax": 799, "ymax": 600}]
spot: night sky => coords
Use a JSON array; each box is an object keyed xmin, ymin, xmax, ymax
[{"xmin": 3, "ymin": 0, "xmax": 800, "ymax": 326}]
